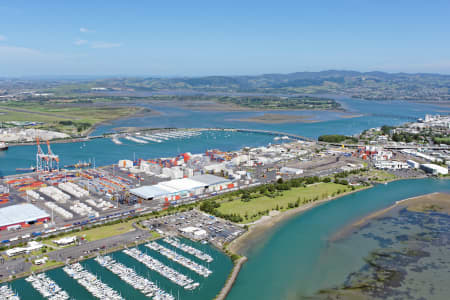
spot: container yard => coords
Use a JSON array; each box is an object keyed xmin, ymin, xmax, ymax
[{"xmin": 0, "ymin": 138, "xmax": 314, "ymax": 244}]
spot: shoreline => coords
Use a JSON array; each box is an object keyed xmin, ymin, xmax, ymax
[
  {"xmin": 215, "ymin": 256, "xmax": 247, "ymax": 300},
  {"xmin": 227, "ymin": 185, "xmax": 373, "ymax": 255},
  {"xmin": 330, "ymin": 189, "xmax": 450, "ymax": 242},
  {"xmin": 127, "ymin": 99, "xmax": 346, "ymax": 113},
  {"xmin": 84, "ymin": 106, "xmax": 149, "ymax": 136}
]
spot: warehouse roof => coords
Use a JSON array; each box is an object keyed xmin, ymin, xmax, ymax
[
  {"xmin": 190, "ymin": 174, "xmax": 230, "ymax": 186},
  {"xmin": 158, "ymin": 178, "xmax": 205, "ymax": 192},
  {"xmin": 0, "ymin": 204, "xmax": 50, "ymax": 228},
  {"xmin": 130, "ymin": 185, "xmax": 170, "ymax": 200}
]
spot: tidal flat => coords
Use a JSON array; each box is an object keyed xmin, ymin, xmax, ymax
[{"xmin": 317, "ymin": 192, "xmax": 450, "ymax": 300}]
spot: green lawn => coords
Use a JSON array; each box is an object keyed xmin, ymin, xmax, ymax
[
  {"xmin": 82, "ymin": 222, "xmax": 135, "ymax": 241},
  {"xmin": 217, "ymin": 182, "xmax": 355, "ymax": 223},
  {"xmin": 0, "ymin": 103, "xmax": 141, "ymax": 135},
  {"xmin": 362, "ymin": 170, "xmax": 397, "ymax": 182},
  {"xmin": 45, "ymin": 221, "xmax": 135, "ymax": 248},
  {"xmin": 30, "ymin": 259, "xmax": 63, "ymax": 272}
]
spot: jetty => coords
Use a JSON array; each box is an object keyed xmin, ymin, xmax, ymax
[
  {"xmin": 63, "ymin": 263, "xmax": 123, "ymax": 300},
  {"xmin": 146, "ymin": 242, "xmax": 212, "ymax": 277},
  {"xmin": 25, "ymin": 273, "xmax": 69, "ymax": 300},
  {"xmin": 123, "ymin": 248, "xmax": 199, "ymax": 290},
  {"xmin": 95, "ymin": 255, "xmax": 174, "ymax": 300},
  {"xmin": 0, "ymin": 285, "xmax": 20, "ymax": 300},
  {"xmin": 163, "ymin": 237, "xmax": 213, "ymax": 263}
]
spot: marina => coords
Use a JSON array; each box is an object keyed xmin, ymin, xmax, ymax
[
  {"xmin": 123, "ymin": 248, "xmax": 199, "ymax": 290},
  {"xmin": 62, "ymin": 263, "xmax": 124, "ymax": 300},
  {"xmin": 112, "ymin": 135, "xmax": 123, "ymax": 145},
  {"xmin": 0, "ymin": 285, "xmax": 20, "ymax": 300},
  {"xmin": 94, "ymin": 255, "xmax": 174, "ymax": 300},
  {"xmin": 112, "ymin": 130, "xmax": 203, "ymax": 146},
  {"xmin": 146, "ymin": 242, "xmax": 212, "ymax": 277},
  {"xmin": 25, "ymin": 273, "xmax": 69, "ymax": 300},
  {"xmin": 163, "ymin": 236, "xmax": 213, "ymax": 263},
  {"xmin": 124, "ymin": 136, "xmax": 148, "ymax": 144}
]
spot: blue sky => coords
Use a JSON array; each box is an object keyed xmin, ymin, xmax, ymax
[{"xmin": 1, "ymin": 0, "xmax": 450, "ymax": 76}]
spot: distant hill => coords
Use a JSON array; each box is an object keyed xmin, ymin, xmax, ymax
[
  {"xmin": 85, "ymin": 70, "xmax": 450, "ymax": 101},
  {"xmin": 3, "ymin": 70, "xmax": 450, "ymax": 101}
]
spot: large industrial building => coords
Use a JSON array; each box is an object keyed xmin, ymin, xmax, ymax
[
  {"xmin": 0, "ymin": 204, "xmax": 50, "ymax": 231},
  {"xmin": 130, "ymin": 174, "xmax": 234, "ymax": 202},
  {"xmin": 420, "ymin": 163, "xmax": 449, "ymax": 175}
]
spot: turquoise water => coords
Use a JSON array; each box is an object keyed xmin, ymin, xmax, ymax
[
  {"xmin": 227, "ymin": 179, "xmax": 450, "ymax": 300},
  {"xmin": 7, "ymin": 238, "xmax": 232, "ymax": 300}
]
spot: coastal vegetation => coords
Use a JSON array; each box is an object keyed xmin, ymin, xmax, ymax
[
  {"xmin": 200, "ymin": 176, "xmax": 362, "ymax": 223},
  {"xmin": 433, "ymin": 136, "xmax": 450, "ymax": 145},
  {"xmin": 318, "ymin": 134, "xmax": 358, "ymax": 143}
]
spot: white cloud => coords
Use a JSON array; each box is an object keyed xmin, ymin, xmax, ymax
[
  {"xmin": 0, "ymin": 45, "xmax": 40, "ymax": 56},
  {"xmin": 0, "ymin": 35, "xmax": 6, "ymax": 41},
  {"xmin": 74, "ymin": 39, "xmax": 88, "ymax": 46},
  {"xmin": 91, "ymin": 41, "xmax": 121, "ymax": 49},
  {"xmin": 80, "ymin": 27, "xmax": 94, "ymax": 33}
]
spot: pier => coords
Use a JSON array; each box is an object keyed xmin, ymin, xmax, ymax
[
  {"xmin": 123, "ymin": 248, "xmax": 199, "ymax": 289},
  {"xmin": 63, "ymin": 263, "xmax": 123, "ymax": 300},
  {"xmin": 95, "ymin": 255, "xmax": 174, "ymax": 300},
  {"xmin": 25, "ymin": 273, "xmax": 69, "ymax": 300},
  {"xmin": 146, "ymin": 242, "xmax": 212, "ymax": 277},
  {"xmin": 163, "ymin": 237, "xmax": 213, "ymax": 263},
  {"xmin": 0, "ymin": 285, "xmax": 20, "ymax": 300}
]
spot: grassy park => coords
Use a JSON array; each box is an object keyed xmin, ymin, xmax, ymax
[
  {"xmin": 360, "ymin": 169, "xmax": 397, "ymax": 182},
  {"xmin": 44, "ymin": 221, "xmax": 136, "ymax": 248},
  {"xmin": 201, "ymin": 176, "xmax": 365, "ymax": 224}
]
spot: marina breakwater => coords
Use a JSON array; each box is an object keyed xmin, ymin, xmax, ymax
[{"xmin": 215, "ymin": 256, "xmax": 247, "ymax": 300}]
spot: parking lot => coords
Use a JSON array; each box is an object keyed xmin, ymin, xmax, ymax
[{"xmin": 141, "ymin": 210, "xmax": 245, "ymax": 248}]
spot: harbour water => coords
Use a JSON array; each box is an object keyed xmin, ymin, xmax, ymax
[
  {"xmin": 227, "ymin": 178, "xmax": 450, "ymax": 300},
  {"xmin": 1, "ymin": 98, "xmax": 448, "ymax": 177},
  {"xmin": 0, "ymin": 130, "xmax": 279, "ymax": 176}
]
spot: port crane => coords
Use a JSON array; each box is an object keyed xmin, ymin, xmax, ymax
[{"xmin": 36, "ymin": 138, "xmax": 59, "ymax": 172}]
